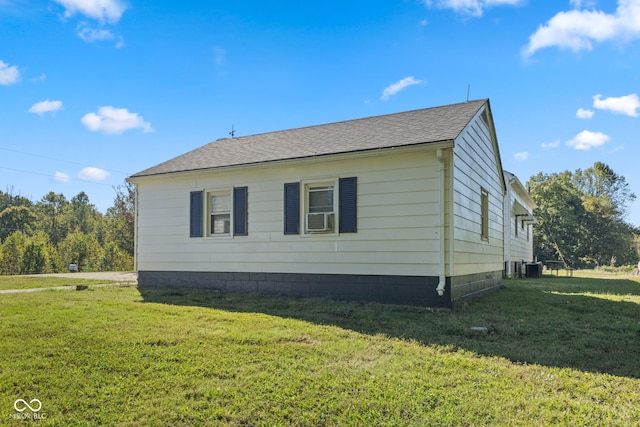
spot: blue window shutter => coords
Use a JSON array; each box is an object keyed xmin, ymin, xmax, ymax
[
  {"xmin": 284, "ymin": 182, "xmax": 300, "ymax": 234},
  {"xmin": 190, "ymin": 191, "xmax": 203, "ymax": 237},
  {"xmin": 233, "ymin": 186, "xmax": 248, "ymax": 236},
  {"xmin": 339, "ymin": 177, "xmax": 357, "ymax": 233}
]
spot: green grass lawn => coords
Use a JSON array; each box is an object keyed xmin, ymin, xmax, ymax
[
  {"xmin": 0, "ymin": 276, "xmax": 112, "ymax": 291},
  {"xmin": 1, "ymin": 273, "xmax": 639, "ymax": 426}
]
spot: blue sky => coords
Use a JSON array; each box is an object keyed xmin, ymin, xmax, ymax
[{"xmin": 1, "ymin": 0, "xmax": 639, "ymax": 225}]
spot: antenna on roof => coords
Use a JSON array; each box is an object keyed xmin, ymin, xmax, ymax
[
  {"xmin": 229, "ymin": 124, "xmax": 236, "ymax": 138},
  {"xmin": 466, "ymin": 84, "xmax": 470, "ymax": 102}
]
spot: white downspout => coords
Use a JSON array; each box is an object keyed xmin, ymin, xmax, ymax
[{"xmin": 436, "ymin": 148, "xmax": 446, "ymax": 297}]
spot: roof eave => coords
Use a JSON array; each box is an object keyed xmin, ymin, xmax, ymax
[{"xmin": 127, "ymin": 139, "xmax": 455, "ymax": 182}]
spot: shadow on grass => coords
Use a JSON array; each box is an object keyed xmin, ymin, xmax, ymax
[{"xmin": 138, "ymin": 276, "xmax": 640, "ymax": 379}]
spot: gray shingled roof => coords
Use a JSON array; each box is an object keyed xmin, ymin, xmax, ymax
[{"xmin": 130, "ymin": 99, "xmax": 487, "ymax": 178}]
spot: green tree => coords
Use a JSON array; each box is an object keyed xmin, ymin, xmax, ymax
[
  {"xmin": 0, "ymin": 187, "xmax": 32, "ymax": 211},
  {"xmin": 528, "ymin": 171, "xmax": 586, "ymax": 267},
  {"xmin": 528, "ymin": 163, "xmax": 637, "ymax": 268},
  {"xmin": 36, "ymin": 192, "xmax": 70, "ymax": 246},
  {"xmin": 21, "ymin": 232, "xmax": 56, "ymax": 274},
  {"xmin": 0, "ymin": 231, "xmax": 27, "ymax": 275},
  {"xmin": 104, "ymin": 183, "xmax": 135, "ymax": 256},
  {"xmin": 0, "ymin": 205, "xmax": 37, "ymax": 242},
  {"xmin": 574, "ymin": 162, "xmax": 636, "ymax": 219},
  {"xmin": 69, "ymin": 191, "xmax": 100, "ymax": 235},
  {"xmin": 574, "ymin": 163, "xmax": 636, "ymax": 266},
  {"xmin": 58, "ymin": 232, "xmax": 103, "ymax": 272},
  {"xmin": 100, "ymin": 241, "xmax": 133, "ymax": 271}
]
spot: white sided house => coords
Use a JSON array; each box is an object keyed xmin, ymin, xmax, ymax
[
  {"xmin": 128, "ymin": 99, "xmax": 507, "ymax": 308},
  {"xmin": 503, "ymin": 171, "xmax": 537, "ymax": 278}
]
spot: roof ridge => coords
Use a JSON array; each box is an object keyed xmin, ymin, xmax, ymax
[
  {"xmin": 129, "ymin": 99, "xmax": 490, "ymax": 178},
  {"xmin": 225, "ymin": 98, "xmax": 488, "ymax": 142}
]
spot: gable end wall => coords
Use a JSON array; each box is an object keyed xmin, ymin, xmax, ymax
[{"xmin": 450, "ymin": 108, "xmax": 504, "ymax": 301}]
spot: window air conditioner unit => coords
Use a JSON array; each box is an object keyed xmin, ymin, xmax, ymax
[{"xmin": 306, "ymin": 212, "xmax": 334, "ymax": 232}]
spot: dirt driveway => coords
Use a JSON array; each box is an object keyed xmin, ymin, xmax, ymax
[
  {"xmin": 32, "ymin": 272, "xmax": 138, "ymax": 282},
  {"xmin": 0, "ymin": 272, "xmax": 138, "ymax": 294}
]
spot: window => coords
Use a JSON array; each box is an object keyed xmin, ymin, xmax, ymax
[
  {"xmin": 209, "ymin": 191, "xmax": 231, "ymax": 235},
  {"xmin": 189, "ymin": 187, "xmax": 248, "ymax": 237},
  {"xmin": 308, "ymin": 185, "xmax": 334, "ymax": 213},
  {"xmin": 305, "ymin": 182, "xmax": 335, "ymax": 233},
  {"xmin": 284, "ymin": 177, "xmax": 357, "ymax": 235},
  {"xmin": 481, "ymin": 188, "xmax": 489, "ymax": 241}
]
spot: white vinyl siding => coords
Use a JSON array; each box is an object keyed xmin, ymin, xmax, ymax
[
  {"xmin": 509, "ymin": 204, "xmax": 534, "ymax": 264},
  {"xmin": 134, "ymin": 149, "xmax": 446, "ymax": 277},
  {"xmin": 133, "ymin": 106, "xmax": 504, "ymax": 282},
  {"xmin": 503, "ymin": 171, "xmax": 536, "ymax": 277},
  {"xmin": 451, "ymin": 106, "xmax": 505, "ymax": 276}
]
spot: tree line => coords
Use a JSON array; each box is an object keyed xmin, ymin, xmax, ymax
[
  {"xmin": 528, "ymin": 162, "xmax": 639, "ymax": 269},
  {"xmin": 0, "ymin": 184, "xmax": 134, "ymax": 274},
  {"xmin": 1, "ymin": 162, "xmax": 638, "ymax": 275}
]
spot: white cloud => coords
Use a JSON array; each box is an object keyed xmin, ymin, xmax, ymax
[
  {"xmin": 78, "ymin": 167, "xmax": 110, "ymax": 181},
  {"xmin": 593, "ymin": 93, "xmax": 640, "ymax": 117},
  {"xmin": 570, "ymin": 0, "xmax": 596, "ymax": 8},
  {"xmin": 381, "ymin": 76, "xmax": 423, "ymax": 101},
  {"xmin": 425, "ymin": 0, "xmax": 523, "ymax": 17},
  {"xmin": 523, "ymin": 0, "xmax": 640, "ymax": 56},
  {"xmin": 53, "ymin": 0, "xmax": 127, "ymax": 23},
  {"xmin": 28, "ymin": 100, "xmax": 63, "ymax": 115},
  {"xmin": 81, "ymin": 106, "xmax": 154, "ymax": 134},
  {"xmin": 54, "ymin": 172, "xmax": 70, "ymax": 183},
  {"xmin": 78, "ymin": 23, "xmax": 114, "ymax": 42},
  {"xmin": 514, "ymin": 151, "xmax": 529, "ymax": 160},
  {"xmin": 576, "ymin": 108, "xmax": 594, "ymax": 119},
  {"xmin": 31, "ymin": 73, "xmax": 47, "ymax": 83},
  {"xmin": 609, "ymin": 145, "xmax": 624, "ymax": 153},
  {"xmin": 0, "ymin": 60, "xmax": 20, "ymax": 85},
  {"xmin": 542, "ymin": 140, "xmax": 561, "ymax": 149},
  {"xmin": 567, "ymin": 130, "xmax": 610, "ymax": 150}
]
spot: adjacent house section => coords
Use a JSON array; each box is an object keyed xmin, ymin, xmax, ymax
[
  {"xmin": 503, "ymin": 170, "xmax": 537, "ymax": 278},
  {"xmin": 128, "ymin": 99, "xmax": 507, "ymax": 308}
]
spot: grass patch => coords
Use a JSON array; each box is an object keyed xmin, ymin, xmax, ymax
[
  {"xmin": 0, "ymin": 275, "xmax": 639, "ymax": 425},
  {"xmin": 0, "ymin": 276, "xmax": 113, "ymax": 291}
]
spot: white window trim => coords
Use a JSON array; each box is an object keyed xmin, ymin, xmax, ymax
[
  {"xmin": 301, "ymin": 178, "xmax": 339, "ymax": 236},
  {"xmin": 205, "ymin": 187, "xmax": 234, "ymax": 239}
]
